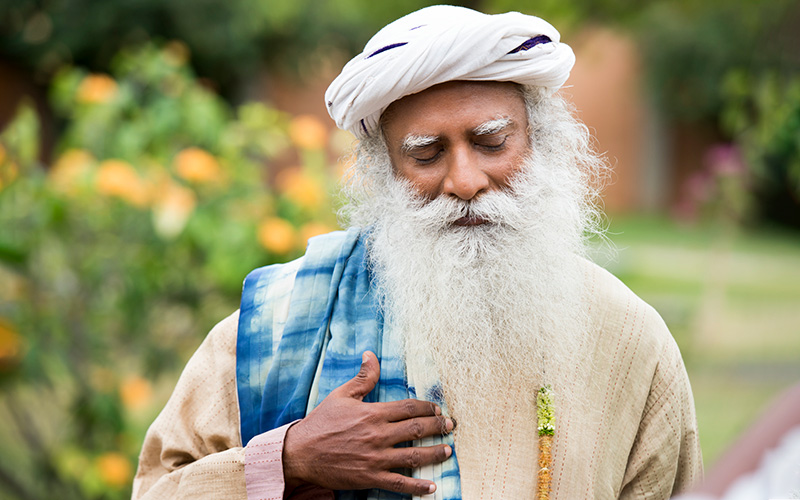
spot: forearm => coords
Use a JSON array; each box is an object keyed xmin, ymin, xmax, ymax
[
  {"xmin": 133, "ymin": 447, "xmax": 247, "ymax": 500},
  {"xmin": 134, "ymin": 421, "xmax": 331, "ymax": 500}
]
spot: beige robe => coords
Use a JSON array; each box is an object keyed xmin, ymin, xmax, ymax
[{"xmin": 132, "ymin": 259, "xmax": 703, "ymax": 499}]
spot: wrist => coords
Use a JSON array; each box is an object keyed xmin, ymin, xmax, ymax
[
  {"xmin": 282, "ymin": 420, "xmax": 308, "ymax": 493},
  {"xmin": 244, "ymin": 421, "xmax": 301, "ymax": 500}
]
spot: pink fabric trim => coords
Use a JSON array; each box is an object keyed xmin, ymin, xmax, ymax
[
  {"xmin": 245, "ymin": 421, "xmax": 295, "ymax": 500},
  {"xmin": 244, "ymin": 421, "xmax": 334, "ymax": 500}
]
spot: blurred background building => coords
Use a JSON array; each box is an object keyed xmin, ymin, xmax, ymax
[{"xmin": 1, "ymin": 1, "xmax": 799, "ymax": 498}]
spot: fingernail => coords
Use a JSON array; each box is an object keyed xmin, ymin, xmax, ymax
[
  {"xmin": 445, "ymin": 418, "xmax": 454, "ymax": 432},
  {"xmin": 362, "ymin": 352, "xmax": 368, "ymax": 363},
  {"xmin": 445, "ymin": 445, "xmax": 452, "ymax": 457},
  {"xmin": 428, "ymin": 483, "xmax": 436, "ymax": 494},
  {"xmin": 434, "ymin": 405, "xmax": 442, "ymax": 416}
]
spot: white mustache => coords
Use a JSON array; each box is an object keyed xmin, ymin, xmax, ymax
[{"xmin": 400, "ymin": 186, "xmax": 527, "ymax": 232}]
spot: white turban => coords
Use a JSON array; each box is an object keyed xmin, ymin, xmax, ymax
[{"xmin": 325, "ymin": 5, "xmax": 575, "ymax": 139}]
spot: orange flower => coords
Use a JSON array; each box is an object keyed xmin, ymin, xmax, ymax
[
  {"xmin": 300, "ymin": 222, "xmax": 334, "ymax": 247},
  {"xmin": 96, "ymin": 452, "xmax": 132, "ymax": 488},
  {"xmin": 49, "ymin": 149, "xmax": 95, "ymax": 194},
  {"xmin": 275, "ymin": 167, "xmax": 325, "ymax": 211},
  {"xmin": 257, "ymin": 217, "xmax": 297, "ymax": 254},
  {"xmin": 173, "ymin": 147, "xmax": 223, "ymax": 183},
  {"xmin": 77, "ymin": 74, "xmax": 118, "ymax": 104},
  {"xmin": 120, "ymin": 375, "xmax": 153, "ymax": 412},
  {"xmin": 288, "ymin": 114, "xmax": 328, "ymax": 150},
  {"xmin": 0, "ymin": 318, "xmax": 23, "ymax": 371},
  {"xmin": 96, "ymin": 159, "xmax": 149, "ymax": 207},
  {"xmin": 151, "ymin": 179, "xmax": 196, "ymax": 239}
]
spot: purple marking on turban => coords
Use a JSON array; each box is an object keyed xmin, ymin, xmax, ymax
[
  {"xmin": 367, "ymin": 42, "xmax": 408, "ymax": 59},
  {"xmin": 508, "ymin": 35, "xmax": 552, "ymax": 54},
  {"xmin": 360, "ymin": 119, "xmax": 369, "ymax": 137},
  {"xmin": 409, "ymin": 25, "xmax": 425, "ymax": 31}
]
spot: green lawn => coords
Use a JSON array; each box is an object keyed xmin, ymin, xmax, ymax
[{"xmin": 599, "ymin": 215, "xmax": 800, "ymax": 467}]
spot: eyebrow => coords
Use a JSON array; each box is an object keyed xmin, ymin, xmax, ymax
[
  {"xmin": 399, "ymin": 117, "xmax": 513, "ymax": 153},
  {"xmin": 472, "ymin": 117, "xmax": 512, "ymax": 136},
  {"xmin": 400, "ymin": 134, "xmax": 439, "ymax": 153}
]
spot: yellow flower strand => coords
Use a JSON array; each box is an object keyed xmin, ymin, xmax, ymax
[{"xmin": 537, "ymin": 385, "xmax": 555, "ymax": 500}]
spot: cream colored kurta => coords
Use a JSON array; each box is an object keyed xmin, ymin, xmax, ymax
[{"xmin": 133, "ymin": 259, "xmax": 703, "ymax": 499}]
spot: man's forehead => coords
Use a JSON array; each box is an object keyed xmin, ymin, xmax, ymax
[{"xmin": 380, "ymin": 81, "xmax": 527, "ymax": 138}]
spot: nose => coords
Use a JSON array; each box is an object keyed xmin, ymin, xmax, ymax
[{"xmin": 442, "ymin": 149, "xmax": 490, "ymax": 200}]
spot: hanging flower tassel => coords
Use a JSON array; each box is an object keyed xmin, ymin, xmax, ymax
[{"xmin": 537, "ymin": 385, "xmax": 555, "ymax": 500}]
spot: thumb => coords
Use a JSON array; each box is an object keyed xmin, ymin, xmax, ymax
[{"xmin": 339, "ymin": 351, "xmax": 380, "ymax": 401}]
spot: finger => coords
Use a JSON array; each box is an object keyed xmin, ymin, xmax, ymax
[
  {"xmin": 380, "ymin": 398, "xmax": 442, "ymax": 422},
  {"xmin": 380, "ymin": 443, "xmax": 453, "ymax": 471},
  {"xmin": 333, "ymin": 351, "xmax": 380, "ymax": 401},
  {"xmin": 387, "ymin": 415, "xmax": 454, "ymax": 445},
  {"xmin": 374, "ymin": 471, "xmax": 438, "ymax": 496}
]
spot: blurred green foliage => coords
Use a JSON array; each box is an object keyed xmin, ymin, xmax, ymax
[
  {"xmin": 487, "ymin": 0, "xmax": 799, "ymax": 125},
  {"xmin": 0, "ymin": 42, "xmax": 342, "ymax": 499},
  {"xmin": 0, "ymin": 0, "xmax": 453, "ymax": 95},
  {"xmin": 0, "ymin": 2, "xmax": 799, "ymax": 498},
  {"xmin": 4, "ymin": 0, "xmax": 798, "ymax": 114},
  {"xmin": 636, "ymin": 0, "xmax": 799, "ymax": 122},
  {"xmin": 721, "ymin": 71, "xmax": 800, "ymax": 226}
]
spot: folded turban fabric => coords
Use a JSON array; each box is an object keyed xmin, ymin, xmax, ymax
[{"xmin": 325, "ymin": 5, "xmax": 576, "ymax": 139}]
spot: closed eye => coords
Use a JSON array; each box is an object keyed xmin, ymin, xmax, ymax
[
  {"xmin": 475, "ymin": 135, "xmax": 507, "ymax": 151},
  {"xmin": 411, "ymin": 147, "xmax": 443, "ymax": 164}
]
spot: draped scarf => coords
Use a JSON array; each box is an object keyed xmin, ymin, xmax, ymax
[{"xmin": 237, "ymin": 227, "xmax": 461, "ymax": 499}]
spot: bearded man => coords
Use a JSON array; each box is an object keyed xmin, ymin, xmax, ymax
[{"xmin": 133, "ymin": 6, "xmax": 702, "ymax": 500}]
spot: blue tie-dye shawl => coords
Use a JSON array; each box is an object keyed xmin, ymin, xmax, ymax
[{"xmin": 236, "ymin": 228, "xmax": 461, "ymax": 499}]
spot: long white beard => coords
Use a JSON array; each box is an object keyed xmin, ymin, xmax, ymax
[{"xmin": 364, "ymin": 155, "xmax": 591, "ymax": 441}]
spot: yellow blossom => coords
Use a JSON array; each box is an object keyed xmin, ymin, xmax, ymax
[
  {"xmin": 96, "ymin": 452, "xmax": 132, "ymax": 488},
  {"xmin": 77, "ymin": 74, "xmax": 118, "ymax": 104},
  {"xmin": 120, "ymin": 375, "xmax": 153, "ymax": 412},
  {"xmin": 151, "ymin": 179, "xmax": 196, "ymax": 239},
  {"xmin": 288, "ymin": 114, "xmax": 328, "ymax": 150},
  {"xmin": 96, "ymin": 159, "xmax": 149, "ymax": 207},
  {"xmin": 0, "ymin": 318, "xmax": 23, "ymax": 370},
  {"xmin": 300, "ymin": 222, "xmax": 334, "ymax": 247},
  {"xmin": 275, "ymin": 167, "xmax": 325, "ymax": 211},
  {"xmin": 257, "ymin": 217, "xmax": 297, "ymax": 254},
  {"xmin": 173, "ymin": 147, "xmax": 223, "ymax": 184},
  {"xmin": 49, "ymin": 149, "xmax": 95, "ymax": 194}
]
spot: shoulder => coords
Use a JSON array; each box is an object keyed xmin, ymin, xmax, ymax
[
  {"xmin": 205, "ymin": 309, "xmax": 241, "ymax": 355},
  {"xmin": 578, "ymin": 257, "xmax": 675, "ymax": 357},
  {"xmin": 180, "ymin": 310, "xmax": 242, "ymax": 392},
  {"xmin": 571, "ymin": 259, "xmax": 702, "ymax": 491},
  {"xmin": 576, "ymin": 257, "xmax": 692, "ymax": 405}
]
